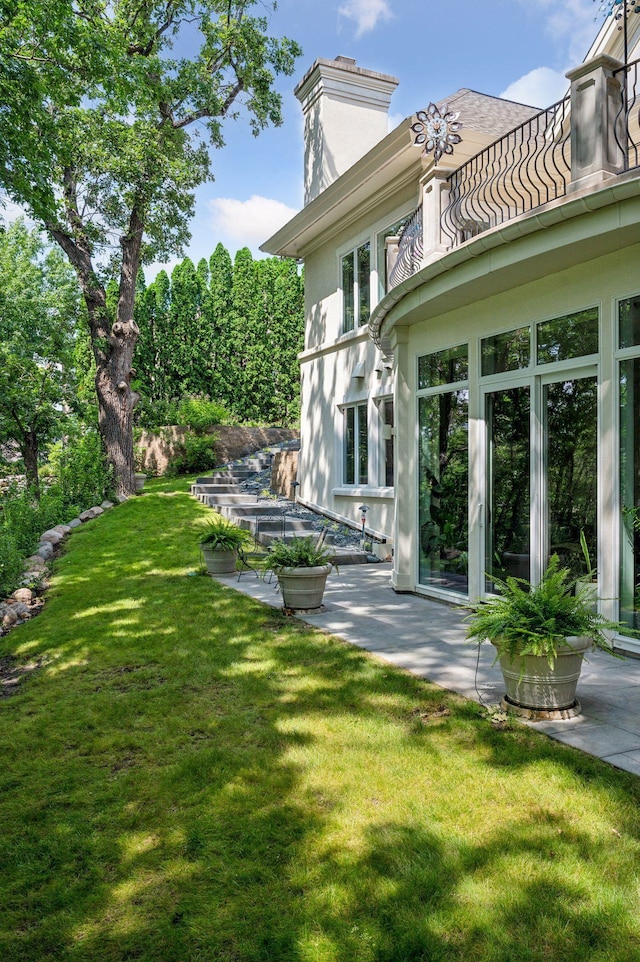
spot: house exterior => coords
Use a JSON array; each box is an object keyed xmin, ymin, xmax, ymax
[{"xmin": 263, "ymin": 18, "xmax": 640, "ymax": 655}]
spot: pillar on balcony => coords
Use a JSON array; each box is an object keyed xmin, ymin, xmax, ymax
[
  {"xmin": 384, "ymin": 235, "xmax": 400, "ymax": 291},
  {"xmin": 420, "ymin": 167, "xmax": 451, "ymax": 267},
  {"xmin": 566, "ymin": 53, "xmax": 625, "ymax": 192}
]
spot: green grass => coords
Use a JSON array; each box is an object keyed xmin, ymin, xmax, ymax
[{"xmin": 1, "ymin": 475, "xmax": 640, "ymax": 962}]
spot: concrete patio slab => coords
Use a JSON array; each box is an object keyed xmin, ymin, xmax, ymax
[{"xmin": 213, "ymin": 562, "xmax": 640, "ymax": 775}]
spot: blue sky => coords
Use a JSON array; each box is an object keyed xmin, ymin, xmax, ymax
[
  {"xmin": 1, "ymin": 1, "xmax": 613, "ymax": 277},
  {"xmin": 172, "ymin": 0, "xmax": 606, "ymax": 276}
]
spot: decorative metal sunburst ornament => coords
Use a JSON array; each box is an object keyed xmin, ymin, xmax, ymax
[
  {"xmin": 411, "ymin": 103, "xmax": 462, "ymax": 165},
  {"xmin": 595, "ymin": 0, "xmax": 640, "ymax": 21}
]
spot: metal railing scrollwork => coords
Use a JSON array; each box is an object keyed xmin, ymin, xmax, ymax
[
  {"xmin": 388, "ymin": 205, "xmax": 423, "ymax": 289},
  {"xmin": 614, "ymin": 56, "xmax": 640, "ymax": 171},
  {"xmin": 441, "ymin": 96, "xmax": 572, "ymax": 250}
]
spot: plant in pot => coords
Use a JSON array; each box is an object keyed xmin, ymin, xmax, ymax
[
  {"xmin": 575, "ymin": 529, "xmax": 598, "ymax": 611},
  {"xmin": 466, "ymin": 554, "xmax": 618, "ymax": 716},
  {"xmin": 266, "ymin": 536, "xmax": 335, "ymax": 610},
  {"xmin": 199, "ymin": 515, "xmax": 250, "ymax": 575}
]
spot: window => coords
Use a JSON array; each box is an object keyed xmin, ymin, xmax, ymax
[
  {"xmin": 342, "ymin": 242, "xmax": 370, "ymax": 333},
  {"xmin": 381, "ymin": 398, "xmax": 394, "ymax": 487},
  {"xmin": 619, "ymin": 296, "xmax": 640, "ymax": 637},
  {"xmin": 344, "ymin": 403, "xmax": 368, "ymax": 485},
  {"xmin": 418, "ymin": 344, "xmax": 469, "ymax": 595}
]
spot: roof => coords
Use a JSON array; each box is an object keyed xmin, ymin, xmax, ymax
[{"xmin": 261, "ymin": 87, "xmax": 543, "ymax": 259}]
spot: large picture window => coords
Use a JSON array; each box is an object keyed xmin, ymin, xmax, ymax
[
  {"xmin": 344, "ymin": 403, "xmax": 368, "ymax": 485},
  {"xmin": 341, "ymin": 242, "xmax": 370, "ymax": 333}
]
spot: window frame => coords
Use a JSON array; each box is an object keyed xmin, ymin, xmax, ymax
[
  {"xmin": 341, "ymin": 241, "xmax": 371, "ymax": 334},
  {"xmin": 343, "ymin": 401, "xmax": 369, "ymax": 486}
]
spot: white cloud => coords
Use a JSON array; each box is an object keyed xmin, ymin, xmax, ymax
[
  {"xmin": 500, "ymin": 67, "xmax": 569, "ymax": 108},
  {"xmin": 207, "ymin": 195, "xmax": 299, "ymax": 247},
  {"xmin": 517, "ymin": 0, "xmax": 600, "ymax": 64},
  {"xmin": 338, "ymin": 0, "xmax": 393, "ymax": 39}
]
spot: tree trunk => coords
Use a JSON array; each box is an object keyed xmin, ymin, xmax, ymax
[
  {"xmin": 20, "ymin": 430, "xmax": 40, "ymax": 497},
  {"xmin": 48, "ymin": 206, "xmax": 144, "ymax": 500}
]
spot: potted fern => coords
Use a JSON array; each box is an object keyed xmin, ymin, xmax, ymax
[
  {"xmin": 266, "ymin": 536, "xmax": 335, "ymax": 610},
  {"xmin": 199, "ymin": 515, "xmax": 249, "ymax": 575},
  {"xmin": 466, "ymin": 555, "xmax": 617, "ymax": 713}
]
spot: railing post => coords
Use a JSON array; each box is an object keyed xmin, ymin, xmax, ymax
[
  {"xmin": 566, "ymin": 53, "xmax": 625, "ymax": 192},
  {"xmin": 420, "ymin": 167, "xmax": 451, "ymax": 267},
  {"xmin": 385, "ymin": 235, "xmax": 400, "ymax": 288}
]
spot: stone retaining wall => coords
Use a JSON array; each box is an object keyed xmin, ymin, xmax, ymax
[
  {"xmin": 136, "ymin": 425, "xmax": 299, "ymax": 476},
  {"xmin": 271, "ymin": 450, "xmax": 299, "ymax": 498}
]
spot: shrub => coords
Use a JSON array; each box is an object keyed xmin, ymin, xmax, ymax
[
  {"xmin": 169, "ymin": 432, "xmax": 218, "ymax": 475},
  {"xmin": 134, "ymin": 398, "xmax": 180, "ymax": 430},
  {"xmin": 0, "ymin": 525, "xmax": 24, "ymax": 598},
  {"xmin": 47, "ymin": 429, "xmax": 113, "ymax": 516},
  {"xmin": 176, "ymin": 397, "xmax": 230, "ymax": 433}
]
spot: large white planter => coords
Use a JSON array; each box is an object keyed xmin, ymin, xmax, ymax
[
  {"xmin": 201, "ymin": 545, "xmax": 238, "ymax": 575},
  {"xmin": 277, "ymin": 563, "xmax": 332, "ymax": 610},
  {"xmin": 493, "ymin": 635, "xmax": 592, "ymax": 711}
]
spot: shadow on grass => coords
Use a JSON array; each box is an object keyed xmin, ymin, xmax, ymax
[{"xmin": 1, "ymin": 486, "xmax": 640, "ymax": 961}]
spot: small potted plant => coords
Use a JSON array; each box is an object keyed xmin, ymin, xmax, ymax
[
  {"xmin": 199, "ymin": 515, "xmax": 249, "ymax": 575},
  {"xmin": 266, "ymin": 536, "xmax": 335, "ymax": 610},
  {"xmin": 134, "ymin": 472, "xmax": 147, "ymax": 494},
  {"xmin": 466, "ymin": 554, "xmax": 618, "ymax": 714}
]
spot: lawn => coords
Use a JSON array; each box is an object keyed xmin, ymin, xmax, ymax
[{"xmin": 1, "ymin": 476, "xmax": 640, "ymax": 962}]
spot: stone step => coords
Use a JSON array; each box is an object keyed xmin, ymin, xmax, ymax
[
  {"xmin": 192, "ymin": 483, "xmax": 243, "ymax": 495},
  {"xmin": 195, "ymin": 470, "xmax": 254, "ymax": 483},
  {"xmin": 200, "ymin": 494, "xmax": 258, "ymax": 507},
  {"xmin": 257, "ymin": 527, "xmax": 319, "ymax": 547},
  {"xmin": 236, "ymin": 517, "xmax": 316, "ymax": 535},
  {"xmin": 219, "ymin": 504, "xmax": 285, "ymax": 519}
]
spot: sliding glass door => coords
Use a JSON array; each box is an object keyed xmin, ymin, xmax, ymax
[{"xmin": 485, "ymin": 373, "xmax": 597, "ymax": 591}]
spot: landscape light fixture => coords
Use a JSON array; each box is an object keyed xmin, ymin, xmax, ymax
[{"xmin": 358, "ymin": 505, "xmax": 369, "ymax": 547}]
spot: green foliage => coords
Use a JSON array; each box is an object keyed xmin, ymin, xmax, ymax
[
  {"xmin": 0, "ymin": 429, "xmax": 112, "ymax": 595},
  {"xmin": 46, "ymin": 430, "xmax": 113, "ymax": 517},
  {"xmin": 134, "ymin": 398, "xmax": 181, "ymax": 430},
  {"xmin": 0, "ymin": 2, "xmax": 301, "ymax": 494},
  {"xmin": 132, "ymin": 244, "xmax": 303, "ymax": 427},
  {"xmin": 176, "ymin": 397, "xmax": 229, "ymax": 432},
  {"xmin": 0, "ymin": 221, "xmax": 85, "ymax": 490},
  {"xmin": 0, "ymin": 525, "xmax": 23, "ymax": 599},
  {"xmin": 198, "ymin": 514, "xmax": 249, "ymax": 550},
  {"xmin": 466, "ymin": 555, "xmax": 619, "ymax": 666},
  {"xmin": 266, "ymin": 536, "xmax": 333, "ymax": 571},
  {"xmin": 169, "ymin": 432, "xmax": 218, "ymax": 475}
]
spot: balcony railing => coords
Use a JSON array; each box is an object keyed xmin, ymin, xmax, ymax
[
  {"xmin": 388, "ymin": 205, "xmax": 423, "ymax": 288},
  {"xmin": 441, "ymin": 95, "xmax": 572, "ymax": 250},
  {"xmin": 614, "ymin": 57, "xmax": 640, "ymax": 171}
]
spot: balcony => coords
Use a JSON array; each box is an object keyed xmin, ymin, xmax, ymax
[{"xmin": 386, "ymin": 53, "xmax": 636, "ymax": 293}]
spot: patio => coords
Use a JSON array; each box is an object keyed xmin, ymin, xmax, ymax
[{"xmin": 217, "ymin": 562, "xmax": 640, "ymax": 776}]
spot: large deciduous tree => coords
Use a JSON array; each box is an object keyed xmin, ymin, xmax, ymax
[
  {"xmin": 0, "ymin": 1, "xmax": 301, "ymax": 496},
  {"xmin": 0, "ymin": 220, "xmax": 83, "ymax": 493}
]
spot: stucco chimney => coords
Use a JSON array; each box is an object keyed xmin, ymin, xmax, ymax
[{"xmin": 295, "ymin": 56, "xmax": 399, "ymax": 205}]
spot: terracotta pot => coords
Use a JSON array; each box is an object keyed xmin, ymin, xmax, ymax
[
  {"xmin": 493, "ymin": 635, "xmax": 592, "ymax": 711},
  {"xmin": 277, "ymin": 563, "xmax": 332, "ymax": 610}
]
